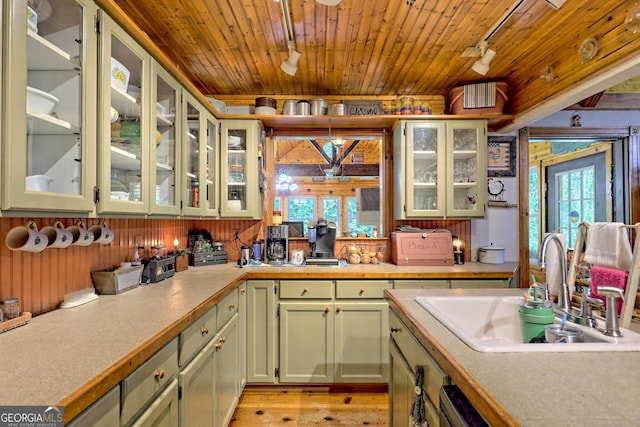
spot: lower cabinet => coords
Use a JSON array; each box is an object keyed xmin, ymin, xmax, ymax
[
  {"xmin": 389, "ymin": 310, "xmax": 449, "ymax": 426},
  {"xmin": 130, "ymin": 379, "xmax": 179, "ymax": 427},
  {"xmin": 214, "ymin": 312, "xmax": 240, "ymax": 426},
  {"xmin": 178, "ymin": 340, "xmax": 215, "ymax": 427},
  {"xmin": 278, "ymin": 280, "xmax": 389, "ymax": 384},
  {"xmin": 246, "ymin": 280, "xmax": 277, "ymax": 383},
  {"xmin": 66, "ymin": 385, "xmax": 120, "ymax": 427}
]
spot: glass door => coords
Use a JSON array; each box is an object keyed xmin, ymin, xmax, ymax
[
  {"xmin": 150, "ymin": 62, "xmax": 180, "ymax": 215},
  {"xmin": 404, "ymin": 121, "xmax": 446, "ymax": 217},
  {"xmin": 182, "ymin": 93, "xmax": 204, "ymax": 216},
  {"xmin": 97, "ymin": 12, "xmax": 150, "ymax": 214},
  {"xmin": 203, "ymin": 113, "xmax": 219, "ymax": 216},
  {"xmin": 446, "ymin": 120, "xmax": 486, "ymax": 217},
  {"xmin": 3, "ymin": 0, "xmax": 97, "ymax": 212}
]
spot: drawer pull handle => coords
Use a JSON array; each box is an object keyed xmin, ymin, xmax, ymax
[
  {"xmin": 154, "ymin": 370, "xmax": 165, "ymax": 380},
  {"xmin": 228, "ymin": 304, "xmax": 235, "ymax": 310},
  {"xmin": 215, "ymin": 343, "xmax": 223, "ymax": 350},
  {"xmin": 220, "ymin": 336, "xmax": 226, "ymax": 343},
  {"xmin": 200, "ymin": 326, "xmax": 209, "ymax": 335},
  {"xmin": 240, "ymin": 288, "xmax": 246, "ymax": 293},
  {"xmin": 303, "ymin": 288, "xmax": 309, "ymax": 294},
  {"xmin": 325, "ymin": 307, "xmax": 330, "ymax": 313},
  {"xmin": 360, "ymin": 288, "xmax": 366, "ymax": 294},
  {"xmin": 336, "ymin": 307, "xmax": 342, "ymax": 313},
  {"xmin": 391, "ymin": 327, "xmax": 401, "ymax": 333}
]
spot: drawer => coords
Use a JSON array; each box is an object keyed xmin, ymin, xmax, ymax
[
  {"xmin": 335, "ymin": 280, "xmax": 391, "ymax": 299},
  {"xmin": 390, "ymin": 311, "xmax": 449, "ymax": 408},
  {"xmin": 279, "ymin": 280, "xmax": 333, "ymax": 299},
  {"xmin": 217, "ymin": 287, "xmax": 239, "ymax": 328},
  {"xmin": 179, "ymin": 306, "xmax": 217, "ymax": 366},
  {"xmin": 450, "ymin": 279, "xmax": 510, "ymax": 289},
  {"xmin": 121, "ymin": 337, "xmax": 179, "ymax": 425},
  {"xmin": 393, "ymin": 279, "xmax": 449, "ymax": 289}
]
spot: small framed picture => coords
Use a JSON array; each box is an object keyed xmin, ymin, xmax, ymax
[{"xmin": 487, "ymin": 136, "xmax": 516, "ymax": 177}]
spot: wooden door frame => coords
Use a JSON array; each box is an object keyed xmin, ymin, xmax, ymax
[{"xmin": 518, "ymin": 126, "xmax": 640, "ymax": 289}]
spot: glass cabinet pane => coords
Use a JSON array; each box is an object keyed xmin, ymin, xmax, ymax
[
  {"xmin": 204, "ymin": 116, "xmax": 217, "ymax": 213},
  {"xmin": 185, "ymin": 101, "xmax": 201, "ymax": 209},
  {"xmin": 152, "ymin": 68, "xmax": 178, "ymax": 211},
  {"xmin": 109, "ymin": 34, "xmax": 144, "ymax": 203},
  {"xmin": 226, "ymin": 128, "xmax": 248, "ymax": 212},
  {"xmin": 411, "ymin": 126, "xmax": 439, "ymax": 212},
  {"xmin": 450, "ymin": 125, "xmax": 482, "ymax": 215}
]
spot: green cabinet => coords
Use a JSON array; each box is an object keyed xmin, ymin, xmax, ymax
[
  {"xmin": 278, "ymin": 280, "xmax": 389, "ymax": 384},
  {"xmin": 178, "ymin": 340, "xmax": 215, "ymax": 427},
  {"xmin": 2, "ymin": 0, "xmax": 98, "ymax": 212},
  {"xmin": 182, "ymin": 93, "xmax": 219, "ymax": 217},
  {"xmin": 219, "ymin": 119, "xmax": 263, "ymax": 218},
  {"xmin": 129, "ymin": 379, "xmax": 179, "ymax": 427},
  {"xmin": 394, "ymin": 120, "xmax": 487, "ymax": 219},
  {"xmin": 213, "ymin": 312, "xmax": 240, "ymax": 427},
  {"xmin": 246, "ymin": 280, "xmax": 277, "ymax": 383},
  {"xmin": 67, "ymin": 385, "xmax": 120, "ymax": 427}
]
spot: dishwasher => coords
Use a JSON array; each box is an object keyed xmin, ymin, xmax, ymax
[{"xmin": 439, "ymin": 385, "xmax": 489, "ymax": 427}]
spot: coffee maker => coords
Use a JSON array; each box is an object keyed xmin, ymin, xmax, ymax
[
  {"xmin": 265, "ymin": 225, "xmax": 288, "ymax": 265},
  {"xmin": 306, "ymin": 218, "xmax": 339, "ymax": 266}
]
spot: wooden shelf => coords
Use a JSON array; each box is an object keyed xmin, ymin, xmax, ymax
[{"xmin": 222, "ymin": 113, "xmax": 513, "ymax": 131}]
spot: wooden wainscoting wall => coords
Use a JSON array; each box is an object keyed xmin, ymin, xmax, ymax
[{"xmin": 0, "ymin": 216, "xmax": 469, "ymax": 316}]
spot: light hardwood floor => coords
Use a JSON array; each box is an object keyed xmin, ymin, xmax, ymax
[{"xmin": 229, "ymin": 386, "xmax": 389, "ymax": 426}]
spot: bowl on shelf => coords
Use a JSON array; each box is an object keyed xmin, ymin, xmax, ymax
[
  {"xmin": 110, "ymin": 57, "xmax": 130, "ymax": 93},
  {"xmin": 26, "ymin": 87, "xmax": 59, "ymax": 115},
  {"xmin": 26, "ymin": 175, "xmax": 53, "ymax": 192}
]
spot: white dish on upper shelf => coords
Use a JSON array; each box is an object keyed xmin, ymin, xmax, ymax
[
  {"xmin": 26, "ymin": 86, "xmax": 59, "ymax": 115},
  {"xmin": 111, "ymin": 58, "xmax": 130, "ymax": 93}
]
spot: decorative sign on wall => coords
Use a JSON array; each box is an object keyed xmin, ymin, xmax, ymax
[
  {"xmin": 488, "ymin": 136, "xmax": 516, "ymax": 177},
  {"xmin": 350, "ymin": 153, "xmax": 364, "ymax": 164}
]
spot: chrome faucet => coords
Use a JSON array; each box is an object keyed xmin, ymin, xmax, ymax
[{"xmin": 538, "ymin": 234, "xmax": 572, "ymax": 312}]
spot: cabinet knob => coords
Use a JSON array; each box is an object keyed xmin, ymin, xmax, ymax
[
  {"xmin": 240, "ymin": 288, "xmax": 246, "ymax": 294},
  {"xmin": 220, "ymin": 336, "xmax": 226, "ymax": 343},
  {"xmin": 390, "ymin": 327, "xmax": 401, "ymax": 333},
  {"xmin": 302, "ymin": 288, "xmax": 309, "ymax": 294},
  {"xmin": 228, "ymin": 304, "xmax": 235, "ymax": 310},
  {"xmin": 200, "ymin": 326, "xmax": 209, "ymax": 335},
  {"xmin": 359, "ymin": 288, "xmax": 366, "ymax": 295},
  {"xmin": 336, "ymin": 307, "xmax": 342, "ymax": 313},
  {"xmin": 154, "ymin": 370, "xmax": 165, "ymax": 380},
  {"xmin": 325, "ymin": 307, "xmax": 330, "ymax": 313},
  {"xmin": 215, "ymin": 343, "xmax": 223, "ymax": 350}
]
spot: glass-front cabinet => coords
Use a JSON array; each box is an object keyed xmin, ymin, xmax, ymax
[
  {"xmin": 2, "ymin": 0, "xmax": 98, "ymax": 212},
  {"xmin": 150, "ymin": 62, "xmax": 181, "ymax": 215},
  {"xmin": 97, "ymin": 12, "xmax": 150, "ymax": 214},
  {"xmin": 182, "ymin": 93, "xmax": 218, "ymax": 217},
  {"xmin": 394, "ymin": 120, "xmax": 487, "ymax": 218},
  {"xmin": 220, "ymin": 120, "xmax": 262, "ymax": 218}
]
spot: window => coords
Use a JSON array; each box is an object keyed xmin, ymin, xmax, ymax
[{"xmin": 273, "ymin": 135, "xmax": 383, "ymax": 236}]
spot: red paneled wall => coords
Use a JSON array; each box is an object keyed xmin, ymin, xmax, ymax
[{"xmin": 0, "ymin": 217, "xmax": 469, "ymax": 316}]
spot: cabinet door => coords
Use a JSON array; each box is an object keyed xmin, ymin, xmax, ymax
[
  {"xmin": 3, "ymin": 0, "xmax": 97, "ymax": 212},
  {"xmin": 246, "ymin": 280, "xmax": 277, "ymax": 383},
  {"xmin": 129, "ymin": 379, "xmax": 179, "ymax": 427},
  {"xmin": 389, "ymin": 341, "xmax": 414, "ymax": 427},
  {"xmin": 334, "ymin": 302, "xmax": 389, "ymax": 383},
  {"xmin": 399, "ymin": 121, "xmax": 447, "ymax": 218},
  {"xmin": 97, "ymin": 12, "xmax": 150, "ymax": 214},
  {"xmin": 279, "ymin": 302, "xmax": 334, "ymax": 383},
  {"xmin": 238, "ymin": 283, "xmax": 247, "ymax": 390},
  {"xmin": 178, "ymin": 340, "xmax": 214, "ymax": 427},
  {"xmin": 446, "ymin": 120, "xmax": 487, "ymax": 217},
  {"xmin": 67, "ymin": 385, "xmax": 120, "ymax": 427},
  {"xmin": 219, "ymin": 120, "xmax": 262, "ymax": 218},
  {"xmin": 214, "ymin": 313, "xmax": 240, "ymax": 427},
  {"xmin": 150, "ymin": 62, "xmax": 181, "ymax": 215}
]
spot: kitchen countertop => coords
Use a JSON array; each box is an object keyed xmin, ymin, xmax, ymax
[
  {"xmin": 385, "ymin": 288, "xmax": 640, "ymax": 427},
  {"xmin": 0, "ymin": 261, "xmax": 517, "ymax": 423}
]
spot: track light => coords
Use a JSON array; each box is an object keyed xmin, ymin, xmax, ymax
[
  {"xmin": 280, "ymin": 48, "xmax": 301, "ymax": 76},
  {"xmin": 317, "ymin": 0, "xmax": 341, "ymax": 4},
  {"xmin": 544, "ymin": 0, "xmax": 566, "ymax": 10},
  {"xmin": 471, "ymin": 47, "xmax": 496, "ymax": 75}
]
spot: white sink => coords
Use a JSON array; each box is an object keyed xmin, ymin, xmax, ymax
[{"xmin": 415, "ymin": 295, "xmax": 640, "ymax": 352}]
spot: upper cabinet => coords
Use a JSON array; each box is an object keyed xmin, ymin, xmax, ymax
[
  {"xmin": 394, "ymin": 120, "xmax": 487, "ymax": 219},
  {"xmin": 2, "ymin": 0, "xmax": 98, "ymax": 212},
  {"xmin": 219, "ymin": 120, "xmax": 263, "ymax": 219},
  {"xmin": 182, "ymin": 93, "xmax": 219, "ymax": 217},
  {"xmin": 97, "ymin": 11, "xmax": 150, "ymax": 214}
]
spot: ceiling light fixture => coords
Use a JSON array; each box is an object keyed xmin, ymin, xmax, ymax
[
  {"xmin": 471, "ymin": 44, "xmax": 496, "ymax": 75},
  {"xmin": 461, "ymin": 0, "xmax": 524, "ymax": 58},
  {"xmin": 626, "ymin": 2, "xmax": 640, "ymax": 33},
  {"xmin": 544, "ymin": 0, "xmax": 566, "ymax": 10},
  {"xmin": 279, "ymin": 0, "xmax": 300, "ymax": 76},
  {"xmin": 316, "ymin": 0, "xmax": 341, "ymax": 5}
]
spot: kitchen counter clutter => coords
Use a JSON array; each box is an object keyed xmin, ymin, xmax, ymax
[
  {"xmin": 0, "ymin": 261, "xmax": 517, "ymax": 424},
  {"xmin": 385, "ymin": 288, "xmax": 640, "ymax": 426}
]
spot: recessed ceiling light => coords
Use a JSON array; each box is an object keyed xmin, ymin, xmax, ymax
[{"xmin": 316, "ymin": 0, "xmax": 341, "ymax": 5}]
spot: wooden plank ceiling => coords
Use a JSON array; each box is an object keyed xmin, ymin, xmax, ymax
[{"xmin": 110, "ymin": 0, "xmax": 640, "ymax": 116}]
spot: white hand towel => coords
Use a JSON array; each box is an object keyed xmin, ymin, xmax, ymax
[{"xmin": 584, "ymin": 222, "xmax": 633, "ymax": 270}]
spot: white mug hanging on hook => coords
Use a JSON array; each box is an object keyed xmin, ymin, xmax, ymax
[
  {"xmin": 67, "ymin": 220, "xmax": 94, "ymax": 246},
  {"xmin": 41, "ymin": 220, "xmax": 73, "ymax": 249},
  {"xmin": 5, "ymin": 221, "xmax": 48, "ymax": 252},
  {"xmin": 89, "ymin": 221, "xmax": 115, "ymax": 245}
]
